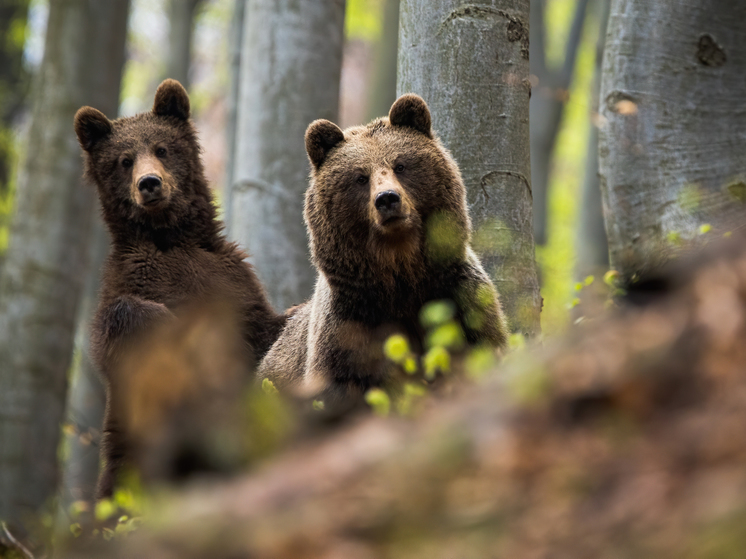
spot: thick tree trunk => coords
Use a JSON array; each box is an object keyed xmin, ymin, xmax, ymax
[
  {"xmin": 365, "ymin": 0, "xmax": 400, "ymax": 122},
  {"xmin": 165, "ymin": 0, "xmax": 202, "ymax": 89},
  {"xmin": 398, "ymin": 0, "xmax": 541, "ymax": 336},
  {"xmin": 599, "ymin": 0, "xmax": 746, "ymax": 278},
  {"xmin": 575, "ymin": 0, "xmax": 610, "ymax": 278},
  {"xmin": 222, "ymin": 0, "xmax": 246, "ymax": 231},
  {"xmin": 229, "ymin": 0, "xmax": 345, "ymax": 310},
  {"xmin": 0, "ymin": 0, "xmax": 129, "ymax": 531},
  {"xmin": 529, "ymin": 0, "xmax": 590, "ymax": 246}
]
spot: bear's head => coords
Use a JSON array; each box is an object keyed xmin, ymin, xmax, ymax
[
  {"xmin": 74, "ymin": 79, "xmax": 212, "ymax": 233},
  {"xmin": 304, "ymin": 94, "xmax": 470, "ymax": 282}
]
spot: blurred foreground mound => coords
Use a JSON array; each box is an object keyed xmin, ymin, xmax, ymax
[{"xmin": 69, "ymin": 237, "xmax": 746, "ymax": 558}]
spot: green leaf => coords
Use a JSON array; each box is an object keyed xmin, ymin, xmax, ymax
[
  {"xmin": 365, "ymin": 388, "xmax": 391, "ymax": 417},
  {"xmin": 70, "ymin": 523, "xmax": 82, "ymax": 538},
  {"xmin": 423, "ymin": 346, "xmax": 451, "ymax": 380},
  {"xmin": 384, "ymin": 334, "xmax": 410, "ymax": 363},
  {"xmin": 403, "ymin": 356, "xmax": 418, "ymax": 374},
  {"xmin": 312, "ymin": 400, "xmax": 325, "ymax": 411},
  {"xmin": 603, "ymin": 270, "xmax": 619, "ymax": 287},
  {"xmin": 698, "ymin": 223, "xmax": 712, "ymax": 235},
  {"xmin": 261, "ymin": 378, "xmax": 278, "ymax": 395},
  {"xmin": 427, "ymin": 321, "xmax": 465, "ymax": 350},
  {"xmin": 95, "ymin": 499, "xmax": 116, "ymax": 522},
  {"xmin": 420, "ymin": 300, "xmax": 456, "ymax": 328}
]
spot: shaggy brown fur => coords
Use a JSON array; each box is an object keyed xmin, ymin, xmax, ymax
[
  {"xmin": 74, "ymin": 79, "xmax": 285, "ymax": 497},
  {"xmin": 259, "ymin": 94, "xmax": 507, "ymax": 410}
]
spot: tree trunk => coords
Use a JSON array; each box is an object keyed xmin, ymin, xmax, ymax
[
  {"xmin": 365, "ymin": 0, "xmax": 400, "ymax": 122},
  {"xmin": 222, "ymin": 0, "xmax": 246, "ymax": 231},
  {"xmin": 575, "ymin": 0, "xmax": 610, "ymax": 278},
  {"xmin": 229, "ymin": 0, "xmax": 346, "ymax": 311},
  {"xmin": 165, "ymin": 0, "xmax": 202, "ymax": 89},
  {"xmin": 0, "ymin": 0, "xmax": 31, "ymax": 258},
  {"xmin": 529, "ymin": 0, "xmax": 590, "ymax": 246},
  {"xmin": 398, "ymin": 0, "xmax": 541, "ymax": 336},
  {"xmin": 0, "ymin": 0, "xmax": 129, "ymax": 532},
  {"xmin": 54, "ymin": 215, "xmax": 110, "ymax": 535},
  {"xmin": 599, "ymin": 0, "xmax": 746, "ymax": 278}
]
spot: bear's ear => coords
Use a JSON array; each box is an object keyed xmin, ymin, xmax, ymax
[
  {"xmin": 74, "ymin": 107, "xmax": 112, "ymax": 152},
  {"xmin": 389, "ymin": 94, "xmax": 432, "ymax": 138},
  {"xmin": 153, "ymin": 78, "xmax": 190, "ymax": 121},
  {"xmin": 305, "ymin": 119, "xmax": 345, "ymax": 169}
]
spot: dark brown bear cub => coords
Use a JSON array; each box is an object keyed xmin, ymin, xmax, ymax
[
  {"xmin": 259, "ymin": 94, "xmax": 507, "ymax": 410},
  {"xmin": 74, "ymin": 79, "xmax": 285, "ymax": 497}
]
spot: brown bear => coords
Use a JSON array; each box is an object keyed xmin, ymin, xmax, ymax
[
  {"xmin": 258, "ymin": 94, "xmax": 507, "ymax": 411},
  {"xmin": 74, "ymin": 79, "xmax": 285, "ymax": 497}
]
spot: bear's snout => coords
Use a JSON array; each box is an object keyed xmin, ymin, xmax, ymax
[
  {"xmin": 137, "ymin": 175, "xmax": 163, "ymax": 205},
  {"xmin": 375, "ymin": 190, "xmax": 402, "ymax": 222}
]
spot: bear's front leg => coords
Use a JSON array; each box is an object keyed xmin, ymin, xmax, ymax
[
  {"xmin": 92, "ymin": 295, "xmax": 174, "ymax": 499},
  {"xmin": 92, "ymin": 294, "xmax": 174, "ymax": 375}
]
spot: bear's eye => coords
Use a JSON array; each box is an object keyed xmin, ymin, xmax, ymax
[
  {"xmin": 394, "ymin": 164, "xmax": 405, "ymax": 174},
  {"xmin": 155, "ymin": 147, "xmax": 167, "ymax": 158},
  {"xmin": 356, "ymin": 175, "xmax": 369, "ymax": 185},
  {"xmin": 121, "ymin": 158, "xmax": 133, "ymax": 169}
]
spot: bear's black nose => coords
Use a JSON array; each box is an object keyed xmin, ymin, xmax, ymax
[
  {"xmin": 138, "ymin": 175, "xmax": 163, "ymax": 204},
  {"xmin": 375, "ymin": 191, "xmax": 401, "ymax": 218}
]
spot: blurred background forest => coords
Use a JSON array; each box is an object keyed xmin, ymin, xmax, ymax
[{"xmin": 0, "ymin": 0, "xmax": 604, "ymax": 334}]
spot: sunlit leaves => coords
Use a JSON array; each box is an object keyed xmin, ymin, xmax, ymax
[{"xmin": 365, "ymin": 388, "xmax": 391, "ymax": 417}]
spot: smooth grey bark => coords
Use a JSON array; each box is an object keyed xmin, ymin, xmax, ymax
[
  {"xmin": 222, "ymin": 0, "xmax": 246, "ymax": 231},
  {"xmin": 0, "ymin": 0, "xmax": 30, "ymax": 198},
  {"xmin": 575, "ymin": 0, "xmax": 610, "ymax": 278},
  {"xmin": 54, "ymin": 215, "xmax": 110, "ymax": 534},
  {"xmin": 599, "ymin": 0, "xmax": 746, "ymax": 278},
  {"xmin": 165, "ymin": 0, "xmax": 202, "ymax": 89},
  {"xmin": 365, "ymin": 0, "xmax": 400, "ymax": 122},
  {"xmin": 230, "ymin": 0, "xmax": 345, "ymax": 310},
  {"xmin": 0, "ymin": 0, "xmax": 129, "ymax": 530},
  {"xmin": 529, "ymin": 0, "xmax": 590, "ymax": 245},
  {"xmin": 398, "ymin": 0, "xmax": 541, "ymax": 336}
]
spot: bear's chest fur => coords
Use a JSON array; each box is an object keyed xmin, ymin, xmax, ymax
[{"xmin": 103, "ymin": 241, "xmax": 245, "ymax": 310}]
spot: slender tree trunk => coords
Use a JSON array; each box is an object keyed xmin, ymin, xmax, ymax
[
  {"xmin": 0, "ymin": 0, "xmax": 129, "ymax": 533},
  {"xmin": 229, "ymin": 0, "xmax": 346, "ymax": 310},
  {"xmin": 599, "ymin": 0, "xmax": 746, "ymax": 278},
  {"xmin": 222, "ymin": 0, "xmax": 246, "ymax": 231},
  {"xmin": 529, "ymin": 0, "xmax": 590, "ymax": 245},
  {"xmin": 365, "ymin": 0, "xmax": 400, "ymax": 122},
  {"xmin": 54, "ymin": 215, "xmax": 110, "ymax": 535},
  {"xmin": 398, "ymin": 0, "xmax": 541, "ymax": 336},
  {"xmin": 165, "ymin": 0, "xmax": 202, "ymax": 89},
  {"xmin": 575, "ymin": 0, "xmax": 610, "ymax": 278},
  {"xmin": 0, "ymin": 0, "xmax": 30, "ymax": 258}
]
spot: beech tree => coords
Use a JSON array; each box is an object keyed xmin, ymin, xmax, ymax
[
  {"xmin": 165, "ymin": 0, "xmax": 203, "ymax": 89},
  {"xmin": 0, "ymin": 0, "xmax": 129, "ymax": 532},
  {"xmin": 599, "ymin": 0, "xmax": 746, "ymax": 278},
  {"xmin": 398, "ymin": 0, "xmax": 541, "ymax": 336},
  {"xmin": 229, "ymin": 0, "xmax": 346, "ymax": 310}
]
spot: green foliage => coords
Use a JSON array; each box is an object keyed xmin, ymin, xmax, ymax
[
  {"xmin": 534, "ymin": 1, "xmax": 597, "ymax": 335},
  {"xmin": 365, "ymin": 388, "xmax": 391, "ymax": 417},
  {"xmin": 345, "ymin": 0, "xmax": 384, "ymax": 41},
  {"xmin": 419, "ymin": 300, "xmax": 456, "ymax": 329},
  {"xmin": 384, "ymin": 333, "xmax": 410, "ymax": 363},
  {"xmin": 423, "ymin": 346, "xmax": 450, "ymax": 380},
  {"xmin": 261, "ymin": 378, "xmax": 278, "ymax": 395}
]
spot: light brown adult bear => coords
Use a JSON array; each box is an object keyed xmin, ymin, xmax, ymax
[{"xmin": 258, "ymin": 94, "xmax": 507, "ymax": 411}]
